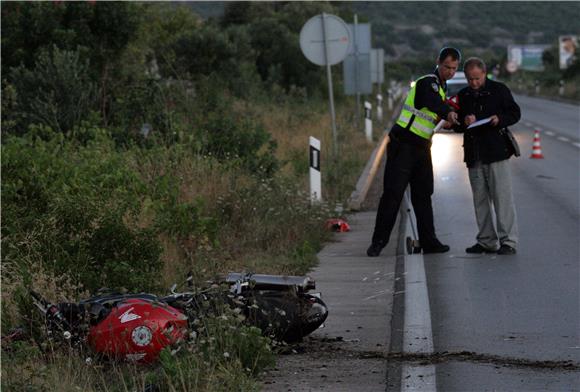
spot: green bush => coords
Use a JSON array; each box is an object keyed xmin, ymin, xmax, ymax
[
  {"xmin": 1, "ymin": 128, "xmax": 162, "ymax": 293},
  {"xmin": 192, "ymin": 79, "xmax": 279, "ymax": 177},
  {"xmin": 7, "ymin": 46, "xmax": 96, "ymax": 134}
]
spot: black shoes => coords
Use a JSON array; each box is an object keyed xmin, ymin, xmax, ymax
[
  {"xmin": 497, "ymin": 244, "xmax": 517, "ymax": 255},
  {"xmin": 422, "ymin": 240, "xmax": 450, "ymax": 254},
  {"xmin": 368, "ymin": 239, "xmax": 450, "ymax": 256},
  {"xmin": 367, "ymin": 242, "xmax": 386, "ymax": 257},
  {"xmin": 465, "ymin": 243, "xmax": 516, "ymax": 255},
  {"xmin": 466, "ymin": 243, "xmax": 497, "ymax": 254}
]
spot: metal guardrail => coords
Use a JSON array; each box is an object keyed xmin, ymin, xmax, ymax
[{"xmin": 347, "ymin": 99, "xmax": 404, "ymax": 211}]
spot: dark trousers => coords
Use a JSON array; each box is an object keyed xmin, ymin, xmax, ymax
[{"xmin": 371, "ymin": 137, "xmax": 437, "ymax": 247}]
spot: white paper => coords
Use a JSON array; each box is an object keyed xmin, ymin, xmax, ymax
[{"xmin": 467, "ymin": 117, "xmax": 492, "ymax": 129}]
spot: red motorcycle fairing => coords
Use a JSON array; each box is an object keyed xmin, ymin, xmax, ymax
[{"xmin": 87, "ymin": 298, "xmax": 188, "ymax": 363}]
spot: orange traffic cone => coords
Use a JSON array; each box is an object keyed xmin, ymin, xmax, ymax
[{"xmin": 530, "ymin": 130, "xmax": 544, "ymax": 159}]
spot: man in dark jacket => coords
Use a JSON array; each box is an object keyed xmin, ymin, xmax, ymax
[
  {"xmin": 367, "ymin": 47, "xmax": 460, "ymax": 257},
  {"xmin": 456, "ymin": 57, "xmax": 521, "ymax": 255}
]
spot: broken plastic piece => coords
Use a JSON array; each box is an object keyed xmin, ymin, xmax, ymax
[{"xmin": 326, "ymin": 218, "xmax": 351, "ymax": 232}]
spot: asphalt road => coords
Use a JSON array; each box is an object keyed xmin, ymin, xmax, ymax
[{"xmin": 418, "ymin": 95, "xmax": 580, "ymax": 390}]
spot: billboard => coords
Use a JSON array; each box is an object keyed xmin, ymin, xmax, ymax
[
  {"xmin": 507, "ymin": 45, "xmax": 550, "ymax": 71},
  {"xmin": 559, "ymin": 35, "xmax": 578, "ymax": 70}
]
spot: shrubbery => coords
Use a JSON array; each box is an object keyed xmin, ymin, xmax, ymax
[{"xmin": 2, "ymin": 128, "xmax": 161, "ymax": 294}]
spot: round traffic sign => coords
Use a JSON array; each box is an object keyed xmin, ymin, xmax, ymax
[{"xmin": 299, "ymin": 14, "xmax": 350, "ymax": 66}]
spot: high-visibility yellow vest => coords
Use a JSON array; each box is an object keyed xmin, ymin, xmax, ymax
[{"xmin": 396, "ymin": 74, "xmax": 445, "ymax": 140}]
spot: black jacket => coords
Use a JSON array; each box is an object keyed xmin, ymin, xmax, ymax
[
  {"xmin": 391, "ymin": 68, "xmax": 452, "ymax": 148},
  {"xmin": 455, "ymin": 79, "xmax": 521, "ymax": 167}
]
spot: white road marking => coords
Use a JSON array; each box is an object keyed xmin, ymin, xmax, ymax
[
  {"xmin": 573, "ymin": 142, "xmax": 580, "ymax": 148},
  {"xmin": 545, "ymin": 131, "xmax": 555, "ymax": 136},
  {"xmin": 401, "ymin": 193, "xmax": 437, "ymax": 392},
  {"xmin": 524, "ymin": 122, "xmax": 533, "ymax": 127},
  {"xmin": 557, "ymin": 136, "xmax": 570, "ymax": 142}
]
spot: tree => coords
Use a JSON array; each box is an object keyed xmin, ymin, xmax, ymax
[
  {"xmin": 1, "ymin": 2, "xmax": 141, "ymax": 125},
  {"xmin": 8, "ymin": 46, "xmax": 95, "ymax": 134}
]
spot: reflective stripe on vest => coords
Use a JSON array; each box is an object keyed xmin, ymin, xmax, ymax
[{"xmin": 396, "ymin": 74, "xmax": 445, "ymax": 139}]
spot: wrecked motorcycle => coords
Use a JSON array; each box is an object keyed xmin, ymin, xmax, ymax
[{"xmin": 30, "ymin": 272, "xmax": 328, "ymax": 364}]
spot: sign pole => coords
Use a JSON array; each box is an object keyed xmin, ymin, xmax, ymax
[
  {"xmin": 377, "ymin": 49, "xmax": 382, "ymax": 98},
  {"xmin": 354, "ymin": 14, "xmax": 360, "ymax": 126},
  {"xmin": 321, "ymin": 13, "xmax": 338, "ymax": 157},
  {"xmin": 376, "ymin": 94, "xmax": 383, "ymax": 123},
  {"xmin": 300, "ymin": 13, "xmax": 349, "ymax": 168}
]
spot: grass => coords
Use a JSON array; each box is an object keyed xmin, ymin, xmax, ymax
[{"xmin": 1, "ymin": 95, "xmax": 393, "ymax": 391}]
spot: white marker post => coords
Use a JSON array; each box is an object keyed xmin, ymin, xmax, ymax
[
  {"xmin": 309, "ymin": 136, "xmax": 322, "ymax": 203},
  {"xmin": 364, "ymin": 101, "xmax": 372, "ymax": 142},
  {"xmin": 376, "ymin": 94, "xmax": 383, "ymax": 123},
  {"xmin": 388, "ymin": 89, "xmax": 394, "ymax": 111}
]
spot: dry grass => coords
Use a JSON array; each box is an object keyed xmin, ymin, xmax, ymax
[
  {"xmin": 142, "ymin": 97, "xmax": 389, "ymax": 288},
  {"xmin": 257, "ymin": 98, "xmax": 379, "ymax": 199}
]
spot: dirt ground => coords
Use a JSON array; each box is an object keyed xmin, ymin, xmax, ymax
[{"xmin": 262, "ymin": 335, "xmax": 390, "ymax": 392}]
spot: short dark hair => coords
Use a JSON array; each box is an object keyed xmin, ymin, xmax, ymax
[
  {"xmin": 464, "ymin": 57, "xmax": 487, "ymax": 73},
  {"xmin": 438, "ymin": 47, "xmax": 461, "ymax": 62}
]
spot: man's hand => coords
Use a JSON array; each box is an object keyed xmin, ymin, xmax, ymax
[
  {"xmin": 490, "ymin": 115, "xmax": 500, "ymax": 126},
  {"xmin": 464, "ymin": 114, "xmax": 476, "ymax": 126},
  {"xmin": 447, "ymin": 111, "xmax": 459, "ymax": 125}
]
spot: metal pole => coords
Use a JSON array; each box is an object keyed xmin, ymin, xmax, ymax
[
  {"xmin": 377, "ymin": 49, "xmax": 382, "ymax": 98},
  {"xmin": 376, "ymin": 50, "xmax": 383, "ymax": 123},
  {"xmin": 321, "ymin": 13, "xmax": 338, "ymax": 157},
  {"xmin": 354, "ymin": 14, "xmax": 360, "ymax": 126}
]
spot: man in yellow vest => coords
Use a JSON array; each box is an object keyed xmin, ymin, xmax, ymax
[{"xmin": 367, "ymin": 47, "xmax": 460, "ymax": 257}]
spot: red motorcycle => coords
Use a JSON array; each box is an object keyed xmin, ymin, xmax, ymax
[{"xmin": 30, "ymin": 273, "xmax": 328, "ymax": 364}]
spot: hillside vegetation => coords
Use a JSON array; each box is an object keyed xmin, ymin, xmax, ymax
[
  {"xmin": 352, "ymin": 2, "xmax": 579, "ymax": 60},
  {"xmin": 189, "ymin": 2, "xmax": 580, "ymax": 99},
  {"xmin": 351, "ymin": 1, "xmax": 580, "ymax": 100}
]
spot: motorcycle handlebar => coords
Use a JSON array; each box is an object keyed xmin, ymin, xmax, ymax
[{"xmin": 30, "ymin": 291, "xmax": 74, "ymax": 338}]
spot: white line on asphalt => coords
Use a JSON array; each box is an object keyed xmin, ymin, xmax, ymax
[
  {"xmin": 524, "ymin": 122, "xmax": 533, "ymax": 127},
  {"xmin": 557, "ymin": 136, "xmax": 570, "ymax": 142},
  {"xmin": 401, "ymin": 195, "xmax": 437, "ymax": 392},
  {"xmin": 545, "ymin": 131, "xmax": 555, "ymax": 136},
  {"xmin": 573, "ymin": 142, "xmax": 580, "ymax": 148}
]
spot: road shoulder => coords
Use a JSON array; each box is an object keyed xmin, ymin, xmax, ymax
[{"xmin": 261, "ymin": 211, "xmax": 398, "ymax": 391}]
